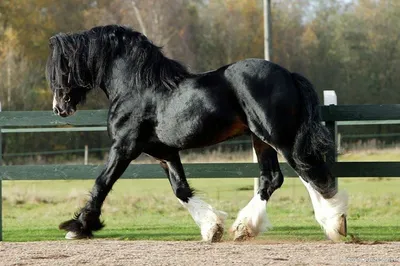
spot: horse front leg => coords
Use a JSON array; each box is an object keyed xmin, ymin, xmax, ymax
[
  {"xmin": 162, "ymin": 154, "xmax": 227, "ymax": 242},
  {"xmin": 59, "ymin": 144, "xmax": 141, "ymax": 239}
]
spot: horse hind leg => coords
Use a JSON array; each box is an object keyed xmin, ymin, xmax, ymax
[
  {"xmin": 160, "ymin": 155, "xmax": 227, "ymax": 242},
  {"xmin": 299, "ymin": 176, "xmax": 348, "ymax": 241},
  {"xmin": 231, "ymin": 135, "xmax": 282, "ymax": 241},
  {"xmin": 282, "ymin": 148, "xmax": 348, "ymax": 241}
]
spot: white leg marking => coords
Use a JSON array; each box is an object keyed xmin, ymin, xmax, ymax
[
  {"xmin": 231, "ymin": 194, "xmax": 271, "ymax": 241},
  {"xmin": 53, "ymin": 94, "xmax": 57, "ymax": 109},
  {"xmin": 65, "ymin": 231, "xmax": 79, "ymax": 240},
  {"xmin": 300, "ymin": 177, "xmax": 348, "ymax": 241},
  {"xmin": 179, "ymin": 196, "xmax": 227, "ymax": 242}
]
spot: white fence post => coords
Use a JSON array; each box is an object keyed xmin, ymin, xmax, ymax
[
  {"xmin": 323, "ymin": 90, "xmax": 337, "ymax": 106},
  {"xmin": 323, "ymin": 90, "xmax": 338, "ymax": 190}
]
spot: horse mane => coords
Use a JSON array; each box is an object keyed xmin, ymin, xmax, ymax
[{"xmin": 46, "ymin": 25, "xmax": 190, "ymax": 94}]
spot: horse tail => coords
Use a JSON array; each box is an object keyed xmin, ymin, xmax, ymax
[{"xmin": 291, "ymin": 72, "xmax": 334, "ymax": 172}]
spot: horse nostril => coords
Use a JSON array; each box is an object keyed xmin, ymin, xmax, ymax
[{"xmin": 53, "ymin": 106, "xmax": 61, "ymax": 115}]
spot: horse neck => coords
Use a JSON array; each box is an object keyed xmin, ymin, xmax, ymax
[{"xmin": 101, "ymin": 59, "xmax": 189, "ymax": 102}]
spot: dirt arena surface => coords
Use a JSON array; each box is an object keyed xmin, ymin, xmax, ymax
[{"xmin": 0, "ymin": 240, "xmax": 399, "ymax": 266}]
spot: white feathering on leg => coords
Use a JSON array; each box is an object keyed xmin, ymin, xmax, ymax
[
  {"xmin": 300, "ymin": 177, "xmax": 348, "ymax": 241},
  {"xmin": 231, "ymin": 194, "xmax": 271, "ymax": 240},
  {"xmin": 53, "ymin": 95, "xmax": 57, "ymax": 109},
  {"xmin": 179, "ymin": 196, "xmax": 227, "ymax": 242}
]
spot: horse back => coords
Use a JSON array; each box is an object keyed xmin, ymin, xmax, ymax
[{"xmin": 153, "ymin": 58, "xmax": 301, "ymax": 150}]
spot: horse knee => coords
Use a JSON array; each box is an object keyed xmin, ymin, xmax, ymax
[{"xmin": 259, "ymin": 171, "xmax": 284, "ymax": 201}]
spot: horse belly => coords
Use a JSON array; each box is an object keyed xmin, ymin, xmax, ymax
[{"xmin": 157, "ymin": 114, "xmax": 248, "ymax": 149}]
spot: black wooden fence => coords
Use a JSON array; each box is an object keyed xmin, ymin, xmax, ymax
[{"xmin": 1, "ymin": 104, "xmax": 400, "ymax": 240}]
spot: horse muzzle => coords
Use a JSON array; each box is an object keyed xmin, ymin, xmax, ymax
[{"xmin": 53, "ymin": 106, "xmax": 75, "ymax": 117}]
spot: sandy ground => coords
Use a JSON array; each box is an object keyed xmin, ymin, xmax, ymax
[{"xmin": 1, "ymin": 240, "xmax": 400, "ymax": 266}]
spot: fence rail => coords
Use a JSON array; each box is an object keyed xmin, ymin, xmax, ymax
[
  {"xmin": 1, "ymin": 162, "xmax": 400, "ymax": 181},
  {"xmin": 1, "ymin": 104, "xmax": 400, "ymax": 241}
]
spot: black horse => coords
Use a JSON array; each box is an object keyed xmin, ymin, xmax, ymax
[{"xmin": 47, "ymin": 25, "xmax": 348, "ymax": 242}]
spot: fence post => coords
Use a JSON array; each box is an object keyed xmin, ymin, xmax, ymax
[
  {"xmin": 323, "ymin": 91, "xmax": 338, "ymax": 190},
  {"xmin": 84, "ymin": 145, "xmax": 89, "ymax": 165},
  {"xmin": 253, "ymin": 0, "xmax": 272, "ymax": 196}
]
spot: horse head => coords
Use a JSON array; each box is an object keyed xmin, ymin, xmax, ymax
[
  {"xmin": 46, "ymin": 25, "xmax": 190, "ymax": 117},
  {"xmin": 46, "ymin": 33, "xmax": 92, "ymax": 117}
]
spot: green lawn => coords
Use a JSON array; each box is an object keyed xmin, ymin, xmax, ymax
[{"xmin": 2, "ymin": 176, "xmax": 400, "ymax": 242}]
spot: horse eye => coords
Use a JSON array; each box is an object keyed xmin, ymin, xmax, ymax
[{"xmin": 64, "ymin": 95, "xmax": 71, "ymax": 102}]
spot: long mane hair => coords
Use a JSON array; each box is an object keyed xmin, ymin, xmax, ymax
[{"xmin": 46, "ymin": 25, "xmax": 190, "ymax": 100}]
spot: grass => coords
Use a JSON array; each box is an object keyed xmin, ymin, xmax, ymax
[
  {"xmin": 2, "ymin": 176, "xmax": 400, "ymax": 242},
  {"xmin": 2, "ymin": 149, "xmax": 400, "ymax": 242},
  {"xmin": 338, "ymin": 148, "xmax": 400, "ymax": 162}
]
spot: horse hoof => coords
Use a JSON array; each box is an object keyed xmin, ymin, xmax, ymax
[
  {"xmin": 202, "ymin": 223, "xmax": 224, "ymax": 243},
  {"xmin": 231, "ymin": 223, "xmax": 252, "ymax": 242},
  {"xmin": 324, "ymin": 214, "xmax": 347, "ymax": 241},
  {"xmin": 338, "ymin": 214, "xmax": 347, "ymax": 237},
  {"xmin": 65, "ymin": 231, "xmax": 90, "ymax": 240},
  {"xmin": 65, "ymin": 231, "xmax": 79, "ymax": 240},
  {"xmin": 210, "ymin": 224, "xmax": 224, "ymax": 243}
]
